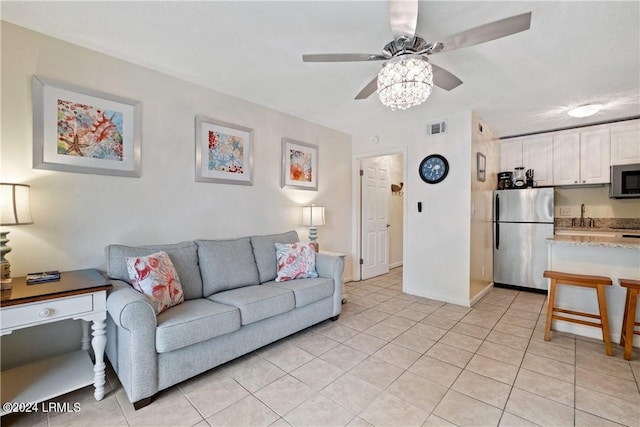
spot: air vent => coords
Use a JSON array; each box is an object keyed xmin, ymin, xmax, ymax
[{"xmin": 426, "ymin": 121, "xmax": 447, "ymax": 136}]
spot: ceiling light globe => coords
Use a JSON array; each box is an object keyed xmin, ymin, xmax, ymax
[
  {"xmin": 567, "ymin": 103, "xmax": 603, "ymax": 118},
  {"xmin": 377, "ymin": 56, "xmax": 433, "ymax": 111}
]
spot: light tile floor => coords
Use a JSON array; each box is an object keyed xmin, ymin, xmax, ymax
[{"xmin": 4, "ymin": 267, "xmax": 640, "ymax": 427}]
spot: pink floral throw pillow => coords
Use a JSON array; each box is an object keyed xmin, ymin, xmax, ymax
[
  {"xmin": 275, "ymin": 242, "xmax": 319, "ymax": 282},
  {"xmin": 126, "ymin": 251, "xmax": 184, "ymax": 315}
]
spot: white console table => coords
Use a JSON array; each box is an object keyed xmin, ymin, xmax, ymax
[{"xmin": 0, "ymin": 269, "xmax": 111, "ymax": 415}]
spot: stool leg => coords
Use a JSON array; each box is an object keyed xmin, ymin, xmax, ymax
[
  {"xmin": 623, "ymin": 289, "xmax": 638, "ymax": 361},
  {"xmin": 620, "ymin": 288, "xmax": 630, "ymax": 348},
  {"xmin": 544, "ymin": 279, "xmax": 556, "ymax": 341},
  {"xmin": 596, "ymin": 284, "xmax": 613, "ymax": 356}
]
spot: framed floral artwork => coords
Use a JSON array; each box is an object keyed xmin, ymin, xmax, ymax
[
  {"xmin": 195, "ymin": 116, "xmax": 253, "ymax": 185},
  {"xmin": 32, "ymin": 75, "xmax": 141, "ymax": 177},
  {"xmin": 281, "ymin": 138, "xmax": 318, "ymax": 190},
  {"xmin": 477, "ymin": 152, "xmax": 486, "ymax": 182}
]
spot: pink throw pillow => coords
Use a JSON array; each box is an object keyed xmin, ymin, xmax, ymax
[
  {"xmin": 275, "ymin": 242, "xmax": 318, "ymax": 282},
  {"xmin": 126, "ymin": 251, "xmax": 184, "ymax": 314}
]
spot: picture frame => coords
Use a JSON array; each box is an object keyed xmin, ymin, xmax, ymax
[
  {"xmin": 195, "ymin": 115, "xmax": 253, "ymax": 185},
  {"xmin": 281, "ymin": 138, "xmax": 318, "ymax": 190},
  {"xmin": 477, "ymin": 152, "xmax": 486, "ymax": 182},
  {"xmin": 32, "ymin": 75, "xmax": 141, "ymax": 177}
]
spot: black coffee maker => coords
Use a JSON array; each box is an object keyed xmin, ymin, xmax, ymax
[
  {"xmin": 497, "ymin": 171, "xmax": 513, "ymax": 190},
  {"xmin": 525, "ymin": 169, "xmax": 535, "ymax": 187}
]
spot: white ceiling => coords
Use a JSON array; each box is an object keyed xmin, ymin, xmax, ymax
[{"xmin": 2, "ymin": 1, "xmax": 639, "ymax": 139}]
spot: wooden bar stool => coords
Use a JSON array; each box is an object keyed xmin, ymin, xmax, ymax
[
  {"xmin": 620, "ymin": 278, "xmax": 640, "ymax": 361},
  {"xmin": 543, "ymin": 270, "xmax": 613, "ymax": 356}
]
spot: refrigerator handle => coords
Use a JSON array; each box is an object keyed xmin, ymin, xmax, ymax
[{"xmin": 495, "ymin": 194, "xmax": 500, "ymax": 249}]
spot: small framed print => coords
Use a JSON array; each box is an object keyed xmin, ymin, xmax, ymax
[
  {"xmin": 477, "ymin": 152, "xmax": 486, "ymax": 182},
  {"xmin": 32, "ymin": 75, "xmax": 141, "ymax": 177},
  {"xmin": 195, "ymin": 115, "xmax": 253, "ymax": 185},
  {"xmin": 281, "ymin": 138, "xmax": 318, "ymax": 191}
]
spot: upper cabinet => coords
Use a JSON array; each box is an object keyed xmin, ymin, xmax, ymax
[
  {"xmin": 499, "ymin": 136, "xmax": 553, "ymax": 186},
  {"xmin": 610, "ymin": 120, "xmax": 640, "ymax": 165},
  {"xmin": 552, "ymin": 132, "xmax": 581, "ymax": 185},
  {"xmin": 500, "ymin": 139, "xmax": 523, "ymax": 172},
  {"xmin": 500, "ymin": 122, "xmax": 630, "ymax": 187},
  {"xmin": 553, "ymin": 126, "xmax": 610, "ymax": 185},
  {"xmin": 523, "ymin": 136, "xmax": 553, "ymax": 186}
]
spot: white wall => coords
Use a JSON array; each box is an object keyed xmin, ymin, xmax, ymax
[
  {"xmin": 352, "ymin": 111, "xmax": 473, "ymax": 306},
  {"xmin": 0, "ymin": 23, "xmax": 352, "ymax": 368},
  {"xmin": 470, "ymin": 113, "xmax": 500, "ymax": 301}
]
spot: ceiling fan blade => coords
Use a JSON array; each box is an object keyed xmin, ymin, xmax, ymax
[
  {"xmin": 437, "ymin": 12, "xmax": 532, "ymax": 54},
  {"xmin": 355, "ymin": 76, "xmax": 379, "ymax": 100},
  {"xmin": 389, "ymin": 0, "xmax": 418, "ymax": 39},
  {"xmin": 431, "ymin": 63, "xmax": 463, "ymax": 91},
  {"xmin": 303, "ymin": 53, "xmax": 387, "ymax": 62}
]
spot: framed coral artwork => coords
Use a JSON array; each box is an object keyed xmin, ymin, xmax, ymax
[
  {"xmin": 32, "ymin": 75, "xmax": 141, "ymax": 177},
  {"xmin": 195, "ymin": 116, "xmax": 254, "ymax": 185},
  {"xmin": 281, "ymin": 138, "xmax": 318, "ymax": 191}
]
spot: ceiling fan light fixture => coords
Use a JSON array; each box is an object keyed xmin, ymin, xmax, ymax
[
  {"xmin": 377, "ymin": 56, "xmax": 433, "ymax": 111},
  {"xmin": 567, "ymin": 103, "xmax": 604, "ymax": 118}
]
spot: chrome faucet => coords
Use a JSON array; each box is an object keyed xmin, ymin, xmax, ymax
[{"xmin": 580, "ymin": 203, "xmax": 586, "ymax": 228}]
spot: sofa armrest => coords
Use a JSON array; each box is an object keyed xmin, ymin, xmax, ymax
[
  {"xmin": 107, "ymin": 279, "xmax": 157, "ymax": 330},
  {"xmin": 106, "ymin": 279, "xmax": 158, "ymax": 404},
  {"xmin": 315, "ymin": 253, "xmax": 345, "ymax": 316}
]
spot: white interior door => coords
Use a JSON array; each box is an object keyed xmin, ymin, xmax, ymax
[{"xmin": 361, "ymin": 157, "xmax": 390, "ymax": 279}]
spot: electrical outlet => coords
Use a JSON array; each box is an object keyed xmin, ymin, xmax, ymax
[
  {"xmin": 481, "ymin": 266, "xmax": 485, "ymax": 278},
  {"xmin": 559, "ymin": 207, "xmax": 572, "ymax": 217}
]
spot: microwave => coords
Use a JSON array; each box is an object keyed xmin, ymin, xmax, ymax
[{"xmin": 610, "ymin": 164, "xmax": 640, "ymax": 199}]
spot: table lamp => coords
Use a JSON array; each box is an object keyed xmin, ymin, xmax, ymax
[
  {"xmin": 1, "ymin": 183, "xmax": 34, "ymax": 290},
  {"xmin": 301, "ymin": 204, "xmax": 325, "ymax": 252}
]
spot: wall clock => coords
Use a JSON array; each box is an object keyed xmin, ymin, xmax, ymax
[{"xmin": 419, "ymin": 154, "xmax": 449, "ymax": 184}]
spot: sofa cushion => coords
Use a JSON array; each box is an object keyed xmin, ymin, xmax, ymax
[
  {"xmin": 208, "ymin": 285, "xmax": 295, "ymax": 325},
  {"xmin": 264, "ymin": 278, "xmax": 334, "ymax": 308},
  {"xmin": 126, "ymin": 251, "xmax": 185, "ymax": 315},
  {"xmin": 197, "ymin": 238, "xmax": 260, "ymax": 297},
  {"xmin": 155, "ymin": 299, "xmax": 241, "ymax": 353},
  {"xmin": 250, "ymin": 231, "xmax": 299, "ymax": 283},
  {"xmin": 106, "ymin": 241, "xmax": 203, "ymax": 300}
]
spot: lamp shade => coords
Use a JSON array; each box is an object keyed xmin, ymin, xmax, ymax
[
  {"xmin": 1, "ymin": 183, "xmax": 34, "ymax": 225},
  {"xmin": 301, "ymin": 205, "xmax": 325, "ymax": 227}
]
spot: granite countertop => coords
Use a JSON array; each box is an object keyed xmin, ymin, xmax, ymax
[
  {"xmin": 555, "ymin": 226, "xmax": 640, "ymax": 234},
  {"xmin": 547, "ymin": 234, "xmax": 640, "ymax": 249}
]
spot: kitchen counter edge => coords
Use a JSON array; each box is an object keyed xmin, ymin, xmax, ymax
[{"xmin": 547, "ymin": 235, "xmax": 640, "ymax": 249}]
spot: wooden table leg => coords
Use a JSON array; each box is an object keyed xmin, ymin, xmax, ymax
[
  {"xmin": 544, "ymin": 279, "xmax": 556, "ymax": 341},
  {"xmin": 596, "ymin": 284, "xmax": 613, "ymax": 356},
  {"xmin": 623, "ymin": 288, "xmax": 638, "ymax": 361},
  {"xmin": 91, "ymin": 318, "xmax": 107, "ymax": 400}
]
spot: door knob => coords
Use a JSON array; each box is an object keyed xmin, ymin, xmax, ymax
[{"xmin": 386, "ymin": 224, "xmax": 391, "ymax": 228}]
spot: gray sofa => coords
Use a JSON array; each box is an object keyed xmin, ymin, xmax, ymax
[{"xmin": 104, "ymin": 231, "xmax": 344, "ymax": 409}]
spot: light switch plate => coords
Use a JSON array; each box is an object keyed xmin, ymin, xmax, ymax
[{"xmin": 559, "ymin": 207, "xmax": 572, "ymax": 217}]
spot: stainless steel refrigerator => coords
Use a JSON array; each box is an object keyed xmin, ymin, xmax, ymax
[{"xmin": 493, "ymin": 187, "xmax": 554, "ymax": 291}]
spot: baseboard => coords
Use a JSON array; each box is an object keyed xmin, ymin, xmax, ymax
[
  {"xmin": 389, "ymin": 261, "xmax": 403, "ymax": 269},
  {"xmin": 470, "ymin": 283, "xmax": 494, "ymax": 306}
]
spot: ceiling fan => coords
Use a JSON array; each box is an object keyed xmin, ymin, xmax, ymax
[{"xmin": 302, "ymin": 0, "xmax": 532, "ymax": 110}]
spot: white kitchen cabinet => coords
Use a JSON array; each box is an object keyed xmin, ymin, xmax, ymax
[
  {"xmin": 580, "ymin": 127, "xmax": 610, "ymax": 183},
  {"xmin": 522, "ymin": 136, "xmax": 553, "ymax": 186},
  {"xmin": 500, "ymin": 136, "xmax": 553, "ymax": 185},
  {"xmin": 553, "ymin": 132, "xmax": 581, "ymax": 185},
  {"xmin": 553, "ymin": 126, "xmax": 610, "ymax": 185},
  {"xmin": 610, "ymin": 120, "xmax": 640, "ymax": 165},
  {"xmin": 499, "ymin": 139, "xmax": 523, "ymax": 172}
]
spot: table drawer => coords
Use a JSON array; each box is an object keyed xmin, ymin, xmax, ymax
[{"xmin": 1, "ymin": 295, "xmax": 93, "ymax": 330}]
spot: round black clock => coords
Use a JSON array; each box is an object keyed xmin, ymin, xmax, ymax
[{"xmin": 419, "ymin": 154, "xmax": 449, "ymax": 184}]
